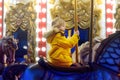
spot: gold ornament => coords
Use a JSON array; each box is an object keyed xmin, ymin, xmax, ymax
[
  {"xmin": 5, "ymin": 2, "xmax": 36, "ymax": 63},
  {"xmin": 49, "ymin": 0, "xmax": 102, "ymax": 36}
]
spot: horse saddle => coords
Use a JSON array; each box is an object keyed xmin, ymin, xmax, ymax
[{"xmin": 38, "ymin": 57, "xmax": 92, "ymax": 74}]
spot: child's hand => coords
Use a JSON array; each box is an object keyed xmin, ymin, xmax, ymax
[{"xmin": 74, "ymin": 30, "xmax": 79, "ymax": 35}]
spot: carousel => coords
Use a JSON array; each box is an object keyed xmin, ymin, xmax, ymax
[{"xmin": 0, "ymin": 0, "xmax": 120, "ymax": 80}]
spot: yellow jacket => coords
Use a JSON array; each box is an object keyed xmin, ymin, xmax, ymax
[{"xmin": 47, "ymin": 32, "xmax": 79, "ymax": 67}]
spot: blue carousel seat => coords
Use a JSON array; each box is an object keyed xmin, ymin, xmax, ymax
[{"xmin": 22, "ymin": 57, "xmax": 94, "ymax": 80}]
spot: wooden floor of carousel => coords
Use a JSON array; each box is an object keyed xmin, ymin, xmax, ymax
[{"xmin": 2, "ymin": 31, "xmax": 120, "ymax": 80}]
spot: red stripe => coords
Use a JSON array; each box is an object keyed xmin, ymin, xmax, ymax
[
  {"xmin": 0, "ymin": 1, "xmax": 2, "ymax": 38},
  {"xmin": 106, "ymin": 0, "xmax": 113, "ymax": 37},
  {"xmin": 38, "ymin": 1, "xmax": 47, "ymax": 57}
]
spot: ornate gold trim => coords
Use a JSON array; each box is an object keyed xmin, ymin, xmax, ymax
[{"xmin": 5, "ymin": 2, "xmax": 36, "ymax": 63}]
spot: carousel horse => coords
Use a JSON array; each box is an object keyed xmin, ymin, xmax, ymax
[
  {"xmin": 2, "ymin": 63, "xmax": 28, "ymax": 80},
  {"xmin": 0, "ymin": 36, "xmax": 18, "ymax": 74},
  {"xmin": 78, "ymin": 36, "xmax": 103, "ymax": 66},
  {"xmin": 21, "ymin": 32, "xmax": 120, "ymax": 80}
]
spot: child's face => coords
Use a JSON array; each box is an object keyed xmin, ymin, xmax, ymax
[{"xmin": 59, "ymin": 25, "xmax": 66, "ymax": 31}]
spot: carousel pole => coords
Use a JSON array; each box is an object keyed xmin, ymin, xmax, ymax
[
  {"xmin": 89, "ymin": 0, "xmax": 94, "ymax": 64},
  {"xmin": 74, "ymin": 0, "xmax": 79, "ymax": 63}
]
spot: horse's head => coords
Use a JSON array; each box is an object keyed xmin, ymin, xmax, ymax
[{"xmin": 2, "ymin": 36, "xmax": 18, "ymax": 64}]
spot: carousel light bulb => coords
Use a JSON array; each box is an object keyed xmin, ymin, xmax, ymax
[
  {"xmin": 23, "ymin": 45, "xmax": 28, "ymax": 49},
  {"xmin": 36, "ymin": 47, "xmax": 41, "ymax": 52},
  {"xmin": 36, "ymin": 8, "xmax": 41, "ymax": 13},
  {"xmin": 0, "ymin": 7, "xmax": 2, "ymax": 11},
  {"xmin": 0, "ymin": 16, "xmax": 2, "ymax": 19},
  {"xmin": 36, "ymin": 18, "xmax": 41, "ymax": 23},
  {"xmin": 0, "ymin": 23, "xmax": 2, "ymax": 27},
  {"xmin": 42, "ymin": 8, "xmax": 46, "ymax": 13},
  {"xmin": 42, "ymin": 38, "xmax": 46, "ymax": 42},
  {"xmin": 0, "ymin": 0, "xmax": 2, "ymax": 2},
  {"xmin": 110, "ymin": 0, "xmax": 115, "ymax": 5},
  {"xmin": 107, "ymin": 18, "xmax": 112, "ymax": 23},
  {"xmin": 106, "ymin": 0, "xmax": 112, "ymax": 4},
  {"xmin": 42, "ymin": 18, "xmax": 46, "ymax": 22},
  {"xmin": 36, "ymin": 37, "xmax": 41, "ymax": 42},
  {"xmin": 35, "ymin": 5, "xmax": 41, "ymax": 12},
  {"xmin": 42, "ymin": 0, "xmax": 46, "ymax": 3},
  {"xmin": 107, "ymin": 27, "xmax": 112, "ymax": 32},
  {"xmin": 107, "ymin": 9, "xmax": 112, "ymax": 13},
  {"xmin": 42, "ymin": 47, "xmax": 46, "ymax": 52},
  {"xmin": 36, "ymin": 28, "xmax": 41, "ymax": 33},
  {"xmin": 35, "ymin": 57, "xmax": 40, "ymax": 61},
  {"xmin": 36, "ymin": 0, "xmax": 41, "ymax": 3},
  {"xmin": 0, "ymin": 32, "xmax": 1, "ymax": 36},
  {"xmin": 35, "ymin": 5, "xmax": 41, "ymax": 13}
]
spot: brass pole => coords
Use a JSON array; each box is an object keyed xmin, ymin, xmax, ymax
[
  {"xmin": 89, "ymin": 0, "xmax": 94, "ymax": 64},
  {"xmin": 74, "ymin": 0, "xmax": 78, "ymax": 63}
]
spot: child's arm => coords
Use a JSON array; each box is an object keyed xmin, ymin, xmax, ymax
[{"xmin": 54, "ymin": 33, "xmax": 79, "ymax": 48}]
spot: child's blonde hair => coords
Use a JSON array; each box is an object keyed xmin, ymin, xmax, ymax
[
  {"xmin": 44, "ymin": 17, "xmax": 65, "ymax": 38},
  {"xmin": 52, "ymin": 17, "xmax": 65, "ymax": 28}
]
